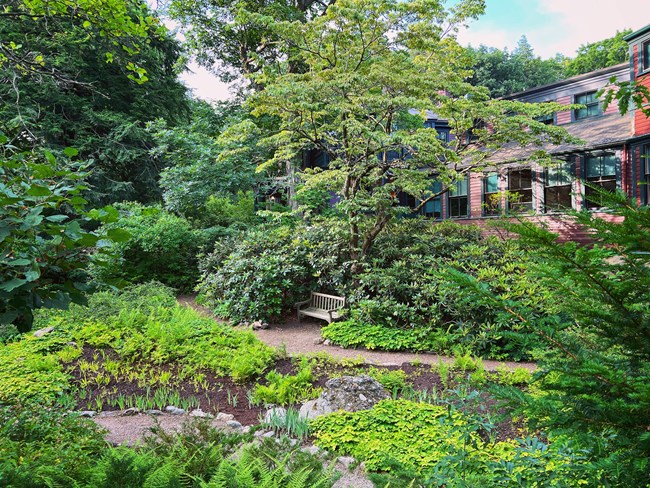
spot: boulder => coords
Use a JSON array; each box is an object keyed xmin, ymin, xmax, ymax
[
  {"xmin": 299, "ymin": 375, "xmax": 389, "ymax": 420},
  {"xmin": 165, "ymin": 406, "xmax": 186, "ymax": 415},
  {"xmin": 33, "ymin": 327, "xmax": 54, "ymax": 338}
]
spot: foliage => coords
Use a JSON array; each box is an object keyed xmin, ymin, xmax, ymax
[
  {"xmin": 242, "ymin": 0, "xmax": 575, "ymax": 272},
  {"xmin": 453, "ymin": 191, "xmax": 650, "ymax": 486},
  {"xmin": 320, "ymin": 220, "xmax": 547, "ymax": 359},
  {"xmin": 197, "ymin": 219, "xmax": 349, "ymax": 322},
  {"xmin": 0, "ymin": 139, "xmax": 124, "ymax": 332},
  {"xmin": 565, "ymin": 29, "xmax": 632, "ymax": 76},
  {"xmin": 1, "ymin": 284, "xmax": 275, "ymax": 407},
  {"xmin": 0, "ymin": 0, "xmax": 189, "ymax": 205},
  {"xmin": 91, "ymin": 203, "xmax": 207, "ymax": 291},
  {"xmin": 261, "ymin": 408, "xmax": 312, "ymax": 440},
  {"xmin": 312, "ymin": 399, "xmax": 589, "ymax": 486},
  {"xmin": 466, "ymin": 36, "xmax": 566, "ymax": 97},
  {"xmin": 0, "ymin": 403, "xmax": 108, "ymax": 487},
  {"xmin": 167, "ymin": 0, "xmax": 334, "ymax": 84},
  {"xmin": 204, "ymin": 191, "xmax": 258, "ymax": 229},
  {"xmin": 322, "ymin": 320, "xmax": 437, "ymax": 352},
  {"xmin": 252, "ymin": 358, "xmax": 321, "ymax": 406},
  {"xmin": 152, "ymin": 101, "xmax": 264, "ymax": 221}
]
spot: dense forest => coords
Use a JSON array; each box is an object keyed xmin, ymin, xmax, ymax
[{"xmin": 1, "ymin": 1, "xmax": 649, "ymax": 487}]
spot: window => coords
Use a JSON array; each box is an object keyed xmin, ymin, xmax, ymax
[
  {"xmin": 535, "ymin": 101, "xmax": 554, "ymax": 125},
  {"xmin": 483, "ymin": 173, "xmax": 500, "ymax": 216},
  {"xmin": 448, "ymin": 177, "xmax": 468, "ymax": 218},
  {"xmin": 584, "ymin": 153, "xmax": 618, "ymax": 209},
  {"xmin": 644, "ymin": 40, "xmax": 650, "ymax": 71},
  {"xmin": 507, "ymin": 168, "xmax": 533, "ymax": 213},
  {"xmin": 544, "ymin": 161, "xmax": 573, "ymax": 212},
  {"xmin": 396, "ymin": 181, "xmax": 443, "ymax": 219},
  {"xmin": 574, "ymin": 92, "xmax": 600, "ymax": 120},
  {"xmin": 420, "ymin": 181, "xmax": 443, "ymax": 219}
]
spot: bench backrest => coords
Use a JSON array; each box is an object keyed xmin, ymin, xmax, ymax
[{"xmin": 310, "ymin": 292, "xmax": 345, "ymax": 310}]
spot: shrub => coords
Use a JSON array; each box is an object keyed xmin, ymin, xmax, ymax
[
  {"xmin": 197, "ymin": 219, "xmax": 349, "ymax": 323},
  {"xmin": 311, "ymin": 399, "xmax": 589, "ymax": 486},
  {"xmin": 92, "ymin": 203, "xmax": 207, "ymax": 291},
  {"xmin": 252, "ymin": 358, "xmax": 321, "ymax": 406},
  {"xmin": 0, "ymin": 403, "xmax": 107, "ymax": 487},
  {"xmin": 462, "ymin": 192, "xmax": 650, "ymax": 486}
]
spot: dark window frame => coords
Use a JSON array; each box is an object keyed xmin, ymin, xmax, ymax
[
  {"xmin": 584, "ymin": 153, "xmax": 619, "ymax": 210},
  {"xmin": 544, "ymin": 161, "xmax": 573, "ymax": 213},
  {"xmin": 448, "ymin": 176, "xmax": 469, "ymax": 219},
  {"xmin": 639, "ymin": 144, "xmax": 650, "ymax": 205},
  {"xmin": 643, "ymin": 40, "xmax": 650, "ymax": 72},
  {"xmin": 507, "ymin": 168, "xmax": 533, "ymax": 213},
  {"xmin": 482, "ymin": 172, "xmax": 501, "ymax": 216},
  {"xmin": 574, "ymin": 91, "xmax": 601, "ymax": 121}
]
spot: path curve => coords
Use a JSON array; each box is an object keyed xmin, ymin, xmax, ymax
[{"xmin": 178, "ymin": 296, "xmax": 536, "ymax": 372}]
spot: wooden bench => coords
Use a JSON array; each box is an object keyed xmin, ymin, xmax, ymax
[{"xmin": 295, "ymin": 292, "xmax": 346, "ymax": 324}]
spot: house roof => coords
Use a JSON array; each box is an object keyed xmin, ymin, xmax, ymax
[
  {"xmin": 624, "ymin": 24, "xmax": 650, "ymax": 42},
  {"xmin": 488, "ymin": 113, "xmax": 631, "ymax": 164},
  {"xmin": 502, "ymin": 63, "xmax": 628, "ymax": 101}
]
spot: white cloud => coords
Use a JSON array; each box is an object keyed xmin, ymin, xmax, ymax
[
  {"xmin": 179, "ymin": 62, "xmax": 233, "ymax": 102},
  {"xmin": 458, "ymin": 0, "xmax": 648, "ymax": 58},
  {"xmin": 533, "ymin": 0, "xmax": 648, "ymax": 57}
]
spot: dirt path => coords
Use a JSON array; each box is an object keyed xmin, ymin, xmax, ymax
[{"xmin": 178, "ymin": 295, "xmax": 536, "ymax": 372}]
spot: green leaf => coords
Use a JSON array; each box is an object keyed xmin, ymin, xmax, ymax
[
  {"xmin": 106, "ymin": 228, "xmax": 132, "ymax": 243},
  {"xmin": 6, "ymin": 259, "xmax": 32, "ymax": 266},
  {"xmin": 26, "ymin": 185, "xmax": 52, "ymax": 197},
  {"xmin": 45, "ymin": 214, "xmax": 69, "ymax": 223},
  {"xmin": 0, "ymin": 278, "xmax": 27, "ymax": 292},
  {"xmin": 63, "ymin": 147, "xmax": 79, "ymax": 157}
]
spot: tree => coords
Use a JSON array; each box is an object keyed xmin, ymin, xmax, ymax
[
  {"xmin": 565, "ymin": 29, "xmax": 632, "ymax": 77},
  {"xmin": 0, "ymin": 0, "xmax": 190, "ymax": 205},
  {"xmin": 167, "ymin": 0, "xmax": 335, "ymax": 85},
  {"xmin": 0, "ymin": 0, "xmax": 164, "ymax": 85},
  {"xmin": 453, "ymin": 191, "xmax": 650, "ymax": 485},
  {"xmin": 150, "ymin": 100, "xmax": 266, "ymax": 220},
  {"xmin": 242, "ymin": 0, "xmax": 576, "ymax": 275},
  {"xmin": 0, "ymin": 137, "xmax": 126, "ymax": 332},
  {"xmin": 466, "ymin": 37, "xmax": 566, "ymax": 97}
]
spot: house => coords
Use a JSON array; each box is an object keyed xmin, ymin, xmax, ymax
[
  {"xmin": 303, "ymin": 24, "xmax": 650, "ymax": 243},
  {"xmin": 393, "ymin": 25, "xmax": 650, "ymax": 243}
]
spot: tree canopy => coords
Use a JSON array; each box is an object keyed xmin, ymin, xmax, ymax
[
  {"xmin": 0, "ymin": 0, "xmax": 190, "ymax": 205},
  {"xmin": 241, "ymin": 0, "xmax": 575, "ymax": 273}
]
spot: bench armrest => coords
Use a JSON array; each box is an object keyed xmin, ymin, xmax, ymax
[{"xmin": 294, "ymin": 299, "xmax": 310, "ymax": 309}]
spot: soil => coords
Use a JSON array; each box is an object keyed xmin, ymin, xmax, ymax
[{"xmin": 77, "ymin": 295, "xmax": 532, "ymax": 487}]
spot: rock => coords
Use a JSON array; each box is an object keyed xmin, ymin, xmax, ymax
[
  {"xmin": 263, "ymin": 431, "xmax": 276, "ymax": 438},
  {"xmin": 79, "ymin": 410, "xmax": 96, "ymax": 418},
  {"xmin": 241, "ymin": 426, "xmax": 251, "ymax": 434},
  {"xmin": 120, "ymin": 407, "xmax": 139, "ymax": 416},
  {"xmin": 302, "ymin": 445, "xmax": 321, "ymax": 456},
  {"xmin": 226, "ymin": 420, "xmax": 243, "ymax": 429},
  {"xmin": 251, "ymin": 320, "xmax": 263, "ymax": 330},
  {"xmin": 254, "ymin": 430, "xmax": 266, "ymax": 438},
  {"xmin": 323, "ymin": 339, "xmax": 332, "ymax": 346},
  {"xmin": 264, "ymin": 407, "xmax": 287, "ymax": 424},
  {"xmin": 33, "ymin": 327, "xmax": 54, "ymax": 338},
  {"xmin": 190, "ymin": 408, "xmax": 212, "ymax": 418},
  {"xmin": 259, "ymin": 322, "xmax": 270, "ymax": 330},
  {"xmin": 216, "ymin": 412, "xmax": 235, "ymax": 422},
  {"xmin": 337, "ymin": 456, "xmax": 356, "ymax": 470},
  {"xmin": 67, "ymin": 341, "xmax": 78, "ymax": 347},
  {"xmin": 313, "ymin": 337, "xmax": 325, "ymax": 345},
  {"xmin": 165, "ymin": 406, "xmax": 186, "ymax": 415},
  {"xmin": 145, "ymin": 409, "xmax": 163, "ymax": 416},
  {"xmin": 299, "ymin": 375, "xmax": 389, "ymax": 420}
]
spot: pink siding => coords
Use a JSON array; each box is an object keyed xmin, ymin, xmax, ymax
[
  {"xmin": 555, "ymin": 95, "xmax": 573, "ymax": 125},
  {"xmin": 469, "ymin": 173, "xmax": 483, "ymax": 218},
  {"xmin": 635, "ymin": 73, "xmax": 650, "ymax": 135}
]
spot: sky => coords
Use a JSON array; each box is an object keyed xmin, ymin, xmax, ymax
[{"xmin": 175, "ymin": 0, "xmax": 649, "ymax": 102}]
